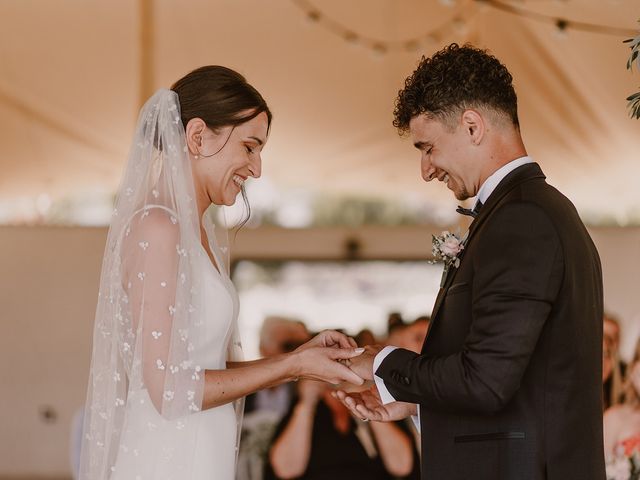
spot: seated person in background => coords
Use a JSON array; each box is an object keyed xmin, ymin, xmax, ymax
[
  {"xmin": 267, "ymin": 379, "xmax": 419, "ymax": 480},
  {"xmin": 603, "ymin": 313, "xmax": 626, "ymax": 410},
  {"xmin": 604, "ymin": 338, "xmax": 640, "ymax": 459},
  {"xmin": 386, "ymin": 316, "xmax": 430, "ymax": 354}
]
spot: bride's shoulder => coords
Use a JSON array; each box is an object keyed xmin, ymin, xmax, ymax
[{"xmin": 125, "ymin": 206, "xmax": 181, "ymax": 246}]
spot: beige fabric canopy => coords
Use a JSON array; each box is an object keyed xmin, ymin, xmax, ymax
[{"xmin": 0, "ymin": 0, "xmax": 638, "ymax": 224}]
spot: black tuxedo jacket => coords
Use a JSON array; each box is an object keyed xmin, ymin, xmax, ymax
[{"xmin": 376, "ymin": 163, "xmax": 605, "ymax": 480}]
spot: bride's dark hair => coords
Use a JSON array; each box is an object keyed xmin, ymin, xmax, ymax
[
  {"xmin": 171, "ymin": 65, "xmax": 272, "ymax": 133},
  {"xmin": 171, "ymin": 66, "xmax": 272, "ymax": 228}
]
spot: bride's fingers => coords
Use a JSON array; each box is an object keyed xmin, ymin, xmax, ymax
[
  {"xmin": 322, "ymin": 330, "xmax": 357, "ymax": 349},
  {"xmin": 316, "ymin": 352, "xmax": 364, "ymax": 385},
  {"xmin": 329, "ymin": 347, "xmax": 365, "ymax": 360},
  {"xmin": 333, "ymin": 364, "xmax": 364, "ymax": 385}
]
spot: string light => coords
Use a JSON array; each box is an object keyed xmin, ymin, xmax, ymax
[
  {"xmin": 291, "ymin": 0, "xmax": 476, "ymax": 56},
  {"xmin": 292, "ymin": 0, "xmax": 637, "ymax": 58},
  {"xmin": 476, "ymin": 0, "xmax": 637, "ymax": 37}
]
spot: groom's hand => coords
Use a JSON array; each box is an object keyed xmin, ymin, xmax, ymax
[
  {"xmin": 332, "ymin": 385, "xmax": 417, "ymax": 422},
  {"xmin": 342, "ymin": 344, "xmax": 383, "ymax": 382}
]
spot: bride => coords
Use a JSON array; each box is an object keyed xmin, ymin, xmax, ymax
[{"xmin": 78, "ymin": 66, "xmax": 365, "ymax": 480}]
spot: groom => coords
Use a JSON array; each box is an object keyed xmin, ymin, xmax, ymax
[{"xmin": 337, "ymin": 44, "xmax": 605, "ymax": 479}]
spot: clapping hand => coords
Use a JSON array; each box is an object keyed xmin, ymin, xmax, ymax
[
  {"xmin": 332, "ymin": 385, "xmax": 417, "ymax": 422},
  {"xmin": 298, "ymin": 379, "xmax": 328, "ymax": 408}
]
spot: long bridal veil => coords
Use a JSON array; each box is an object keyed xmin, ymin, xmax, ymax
[{"xmin": 79, "ymin": 89, "xmax": 244, "ymax": 479}]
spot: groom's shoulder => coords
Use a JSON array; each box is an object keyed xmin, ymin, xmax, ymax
[
  {"xmin": 494, "ymin": 179, "xmax": 587, "ymax": 243},
  {"xmin": 504, "ymin": 174, "xmax": 579, "ymax": 217}
]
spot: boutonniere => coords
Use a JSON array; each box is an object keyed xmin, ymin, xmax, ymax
[{"xmin": 431, "ymin": 231, "xmax": 465, "ymax": 287}]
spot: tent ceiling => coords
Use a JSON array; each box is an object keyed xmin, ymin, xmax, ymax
[{"xmin": 0, "ymin": 0, "xmax": 638, "ymax": 224}]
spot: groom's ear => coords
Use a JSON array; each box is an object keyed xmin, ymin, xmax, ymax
[{"xmin": 460, "ymin": 109, "xmax": 485, "ymax": 146}]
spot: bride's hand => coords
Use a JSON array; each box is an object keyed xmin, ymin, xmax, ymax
[
  {"xmin": 292, "ymin": 346, "xmax": 365, "ymax": 386},
  {"xmin": 295, "ymin": 330, "xmax": 358, "ymax": 352}
]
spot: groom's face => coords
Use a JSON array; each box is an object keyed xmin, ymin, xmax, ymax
[{"xmin": 409, "ymin": 114, "xmax": 476, "ymax": 201}]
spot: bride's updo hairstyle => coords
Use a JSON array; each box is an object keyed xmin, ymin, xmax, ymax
[{"xmin": 171, "ymin": 65, "xmax": 272, "ymax": 134}]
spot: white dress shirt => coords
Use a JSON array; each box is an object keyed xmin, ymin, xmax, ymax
[{"xmin": 373, "ymin": 156, "xmax": 534, "ymax": 433}]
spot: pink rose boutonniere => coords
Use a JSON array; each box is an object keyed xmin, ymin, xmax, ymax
[{"xmin": 431, "ymin": 231, "xmax": 465, "ymax": 287}]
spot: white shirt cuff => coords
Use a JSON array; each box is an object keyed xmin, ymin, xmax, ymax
[
  {"xmin": 373, "ymin": 346, "xmax": 398, "ymax": 405},
  {"xmin": 411, "ymin": 406, "xmax": 421, "ymax": 434}
]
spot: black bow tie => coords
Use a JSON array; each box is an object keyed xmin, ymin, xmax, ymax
[{"xmin": 456, "ymin": 201, "xmax": 483, "ymax": 218}]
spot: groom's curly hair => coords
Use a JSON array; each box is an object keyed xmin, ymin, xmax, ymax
[{"xmin": 393, "ymin": 43, "xmax": 519, "ymax": 134}]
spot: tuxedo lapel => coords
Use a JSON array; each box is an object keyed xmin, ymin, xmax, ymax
[
  {"xmin": 424, "ymin": 163, "xmax": 546, "ymax": 342},
  {"xmin": 429, "ymin": 249, "xmax": 466, "ymax": 323}
]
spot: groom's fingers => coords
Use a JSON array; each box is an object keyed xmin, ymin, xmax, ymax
[
  {"xmin": 334, "ymin": 390, "xmax": 361, "ymax": 410},
  {"xmin": 338, "ymin": 393, "xmax": 368, "ymax": 419},
  {"xmin": 362, "ymin": 387, "xmax": 381, "ymax": 403},
  {"xmin": 369, "ymin": 386, "xmax": 382, "ymax": 402},
  {"xmin": 350, "ymin": 398, "xmax": 379, "ymax": 422}
]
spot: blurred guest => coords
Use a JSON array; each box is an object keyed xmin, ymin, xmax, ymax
[
  {"xmin": 387, "ymin": 312, "xmax": 404, "ymax": 335},
  {"xmin": 238, "ymin": 317, "xmax": 312, "ymax": 480},
  {"xmin": 603, "ymin": 313, "xmax": 626, "ymax": 410},
  {"xmin": 267, "ymin": 379, "xmax": 419, "ymax": 480},
  {"xmin": 259, "ymin": 316, "xmax": 311, "ymax": 357},
  {"xmin": 355, "ymin": 328, "xmax": 377, "ymax": 347},
  {"xmin": 387, "ymin": 316, "xmax": 430, "ymax": 354},
  {"xmin": 245, "ymin": 316, "xmax": 311, "ymax": 416},
  {"xmin": 604, "ymin": 338, "xmax": 640, "ymax": 458}
]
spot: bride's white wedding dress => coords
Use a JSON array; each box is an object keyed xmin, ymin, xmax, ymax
[
  {"xmin": 112, "ymin": 221, "xmax": 240, "ymax": 480},
  {"xmin": 80, "ymin": 90, "xmax": 245, "ymax": 480}
]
